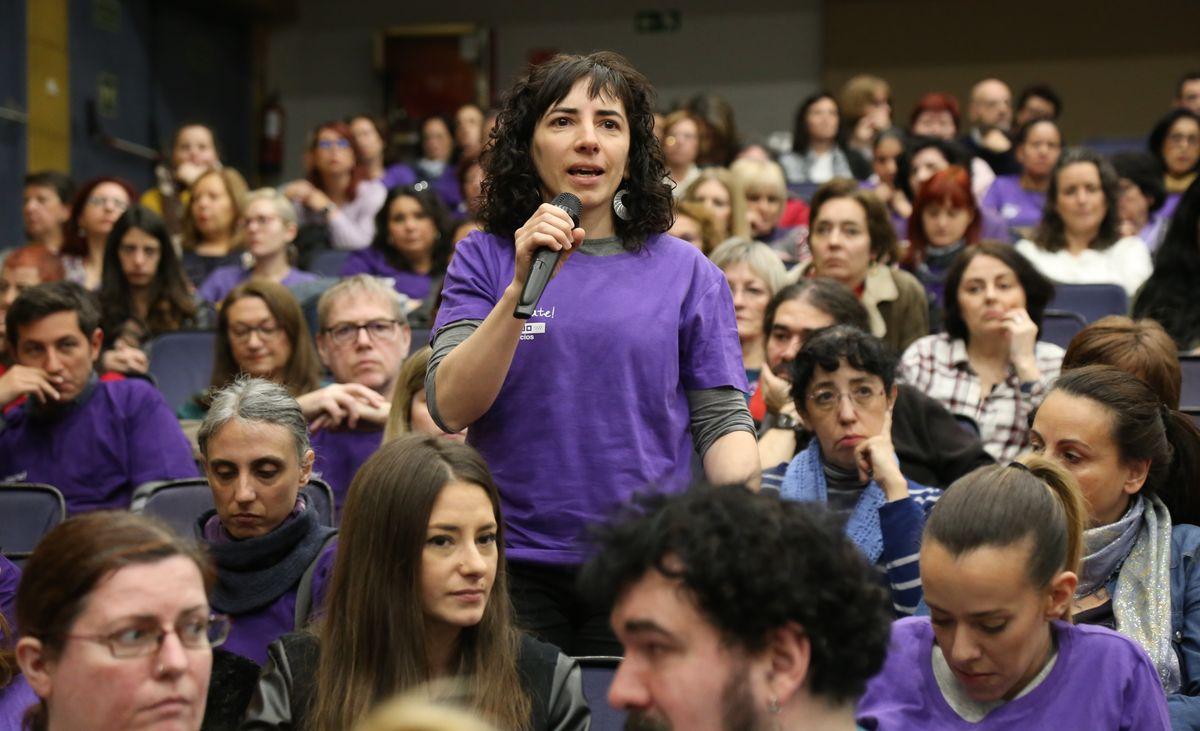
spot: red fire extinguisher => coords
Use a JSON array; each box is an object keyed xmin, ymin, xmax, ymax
[{"xmin": 259, "ymin": 93, "xmax": 285, "ymax": 178}]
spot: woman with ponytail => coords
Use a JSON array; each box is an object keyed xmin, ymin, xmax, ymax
[
  {"xmin": 858, "ymin": 457, "xmax": 1171, "ymax": 729},
  {"xmin": 1029, "ymin": 365, "xmax": 1200, "ymax": 727}
]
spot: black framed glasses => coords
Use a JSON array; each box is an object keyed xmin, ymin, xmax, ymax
[
  {"xmin": 321, "ymin": 319, "xmax": 402, "ymax": 347},
  {"xmin": 66, "ymin": 613, "xmax": 231, "ymax": 659}
]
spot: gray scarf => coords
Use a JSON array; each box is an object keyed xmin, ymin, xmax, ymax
[{"xmin": 1078, "ymin": 494, "xmax": 1179, "ymax": 692}]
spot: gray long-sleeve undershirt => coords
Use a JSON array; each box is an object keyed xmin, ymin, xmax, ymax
[{"xmin": 426, "ymin": 324, "xmax": 754, "ymax": 459}]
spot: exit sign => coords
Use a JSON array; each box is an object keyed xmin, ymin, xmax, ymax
[{"xmin": 635, "ymin": 10, "xmax": 681, "ymax": 34}]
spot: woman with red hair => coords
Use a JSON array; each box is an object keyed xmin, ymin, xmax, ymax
[
  {"xmin": 909, "ymin": 93, "xmax": 960, "ymax": 140},
  {"xmin": 903, "ymin": 166, "xmax": 981, "ymax": 330},
  {"xmin": 283, "ymin": 121, "xmax": 386, "ymax": 252},
  {"xmin": 62, "ymin": 176, "xmax": 137, "ymax": 290}
]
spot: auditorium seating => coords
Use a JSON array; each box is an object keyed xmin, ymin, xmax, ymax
[
  {"xmin": 1180, "ymin": 355, "xmax": 1200, "ymax": 410},
  {"xmin": 310, "ymin": 249, "xmax": 351, "ymax": 277},
  {"xmin": 1040, "ymin": 309, "xmax": 1088, "ymax": 349},
  {"xmin": 0, "ymin": 483, "xmax": 66, "ymax": 566},
  {"xmin": 576, "ymin": 656, "xmax": 626, "ymax": 731},
  {"xmin": 147, "ymin": 330, "xmax": 219, "ymax": 413},
  {"xmin": 1048, "ymin": 283, "xmax": 1128, "ymax": 323},
  {"xmin": 133, "ymin": 478, "xmax": 337, "ymax": 539}
]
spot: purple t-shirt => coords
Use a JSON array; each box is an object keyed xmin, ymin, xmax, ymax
[
  {"xmin": 310, "ymin": 426, "xmax": 383, "ymax": 511},
  {"xmin": 340, "ymin": 246, "xmax": 434, "ymax": 300},
  {"xmin": 435, "ymin": 231, "xmax": 747, "ymax": 565},
  {"xmin": 197, "ymin": 265, "xmax": 319, "ymax": 305},
  {"xmin": 0, "ymin": 676, "xmax": 36, "ymax": 731},
  {"xmin": 0, "ymin": 380, "xmax": 199, "ymax": 514},
  {"xmin": 982, "ymin": 176, "xmax": 1046, "ymax": 230},
  {"xmin": 857, "ymin": 617, "xmax": 1171, "ymax": 730},
  {"xmin": 0, "ymin": 555, "xmax": 17, "ymax": 638},
  {"xmin": 218, "ymin": 542, "xmax": 337, "ymax": 665}
]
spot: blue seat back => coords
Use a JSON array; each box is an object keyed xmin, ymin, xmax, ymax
[
  {"xmin": 1180, "ymin": 356, "xmax": 1200, "ymax": 410},
  {"xmin": 136, "ymin": 478, "xmax": 337, "ymax": 540},
  {"xmin": 1048, "ymin": 283, "xmax": 1128, "ymax": 323},
  {"xmin": 1039, "ymin": 309, "xmax": 1088, "ymax": 349},
  {"xmin": 309, "ymin": 249, "xmax": 350, "ymax": 277},
  {"xmin": 576, "ymin": 656, "xmax": 626, "ymax": 731},
  {"xmin": 147, "ymin": 331, "xmax": 217, "ymax": 413},
  {"xmin": 0, "ymin": 483, "xmax": 66, "ymax": 565}
]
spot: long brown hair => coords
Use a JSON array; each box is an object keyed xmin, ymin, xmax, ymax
[
  {"xmin": 926, "ymin": 457, "xmax": 1085, "ymax": 621},
  {"xmin": 210, "ymin": 280, "xmax": 321, "ymax": 398},
  {"xmin": 383, "ymin": 347, "xmax": 432, "ymax": 443},
  {"xmin": 309, "ymin": 435, "xmax": 530, "ymax": 731},
  {"xmin": 16, "ymin": 512, "xmax": 215, "ymax": 731}
]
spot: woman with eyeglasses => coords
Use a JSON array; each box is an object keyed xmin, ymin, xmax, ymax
[
  {"xmin": 179, "ymin": 280, "xmax": 321, "ymax": 419},
  {"xmin": 283, "ymin": 121, "xmax": 386, "ymax": 252},
  {"xmin": 341, "ymin": 186, "xmax": 453, "ymax": 307},
  {"xmin": 13, "ymin": 510, "xmax": 230, "ymax": 731},
  {"xmin": 195, "ymin": 378, "xmax": 337, "ymax": 667},
  {"xmin": 1149, "ymin": 109, "xmax": 1200, "ymax": 209},
  {"xmin": 772, "ymin": 325, "xmax": 941, "ymax": 615},
  {"xmin": 61, "ymin": 176, "xmax": 137, "ymax": 290},
  {"xmin": 900, "ymin": 243, "xmax": 1062, "ymax": 461},
  {"xmin": 197, "ymin": 189, "xmax": 318, "ymax": 305}
]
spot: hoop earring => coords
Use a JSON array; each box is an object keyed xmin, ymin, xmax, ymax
[{"xmin": 612, "ymin": 189, "xmax": 631, "ymax": 221}]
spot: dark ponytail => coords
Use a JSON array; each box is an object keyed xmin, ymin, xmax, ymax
[
  {"xmin": 1054, "ymin": 365, "xmax": 1200, "ymax": 526},
  {"xmin": 925, "ymin": 457, "xmax": 1085, "ymax": 619}
]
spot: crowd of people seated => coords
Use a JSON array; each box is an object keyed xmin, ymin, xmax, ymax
[{"xmin": 1, "ymin": 51, "xmax": 1200, "ymax": 730}]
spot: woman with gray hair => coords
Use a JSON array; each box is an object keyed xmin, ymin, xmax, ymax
[
  {"xmin": 709, "ymin": 237, "xmax": 787, "ymax": 418},
  {"xmin": 197, "ymin": 188, "xmax": 320, "ymax": 304},
  {"xmin": 196, "ymin": 375, "xmax": 337, "ymax": 665}
]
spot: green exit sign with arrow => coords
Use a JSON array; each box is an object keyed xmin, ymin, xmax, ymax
[{"xmin": 635, "ymin": 10, "xmax": 682, "ymax": 33}]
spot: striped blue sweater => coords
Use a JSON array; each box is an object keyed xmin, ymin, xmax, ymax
[{"xmin": 763, "ymin": 461, "xmax": 941, "ymax": 615}]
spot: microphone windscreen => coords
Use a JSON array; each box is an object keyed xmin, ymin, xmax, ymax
[{"xmin": 550, "ymin": 192, "xmax": 582, "ymax": 228}]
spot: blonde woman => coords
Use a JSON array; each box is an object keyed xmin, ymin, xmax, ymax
[
  {"xmin": 730, "ymin": 158, "xmax": 808, "ymax": 265},
  {"xmin": 181, "ymin": 167, "xmax": 249, "ymax": 286},
  {"xmin": 682, "ymin": 167, "xmax": 751, "ymax": 240}
]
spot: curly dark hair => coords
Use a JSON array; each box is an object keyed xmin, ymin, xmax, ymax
[
  {"xmin": 478, "ymin": 51, "xmax": 673, "ymax": 250},
  {"xmin": 369, "ymin": 185, "xmax": 454, "ymax": 276},
  {"xmin": 942, "ymin": 241, "xmax": 1054, "ymax": 343},
  {"xmin": 789, "ymin": 325, "xmax": 897, "ymax": 411},
  {"xmin": 580, "ymin": 485, "xmax": 891, "ymax": 705}
]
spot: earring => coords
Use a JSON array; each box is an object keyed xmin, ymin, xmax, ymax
[
  {"xmin": 767, "ymin": 696, "xmax": 781, "ymax": 715},
  {"xmin": 612, "ymin": 189, "xmax": 631, "ymax": 221}
]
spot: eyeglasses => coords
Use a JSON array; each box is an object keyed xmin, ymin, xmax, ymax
[
  {"xmin": 239, "ymin": 214, "xmax": 281, "ymax": 230},
  {"xmin": 229, "ymin": 322, "xmax": 283, "ymax": 342},
  {"xmin": 806, "ymin": 384, "xmax": 885, "ymax": 413},
  {"xmin": 66, "ymin": 613, "xmax": 231, "ymax": 659},
  {"xmin": 317, "ymin": 139, "xmax": 352, "ymax": 151},
  {"xmin": 1167, "ymin": 132, "xmax": 1200, "ymax": 149},
  {"xmin": 321, "ymin": 319, "xmax": 402, "ymax": 346},
  {"xmin": 87, "ymin": 195, "xmax": 129, "ymax": 212}
]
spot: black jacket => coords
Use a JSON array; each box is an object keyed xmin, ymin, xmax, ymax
[{"xmin": 238, "ymin": 631, "xmax": 590, "ymax": 730}]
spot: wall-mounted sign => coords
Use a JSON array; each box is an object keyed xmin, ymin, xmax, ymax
[{"xmin": 635, "ymin": 10, "xmax": 681, "ymax": 34}]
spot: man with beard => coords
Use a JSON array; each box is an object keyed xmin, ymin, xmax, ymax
[
  {"xmin": 757, "ymin": 278, "xmax": 992, "ymax": 488},
  {"xmin": 582, "ymin": 485, "xmax": 890, "ymax": 731}
]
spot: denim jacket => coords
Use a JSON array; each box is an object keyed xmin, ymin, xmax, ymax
[{"xmin": 1102, "ymin": 524, "xmax": 1200, "ymax": 730}]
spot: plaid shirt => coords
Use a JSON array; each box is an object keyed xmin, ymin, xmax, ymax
[{"xmin": 898, "ymin": 333, "xmax": 1064, "ymax": 461}]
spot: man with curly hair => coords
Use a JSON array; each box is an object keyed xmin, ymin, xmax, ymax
[{"xmin": 582, "ymin": 485, "xmax": 891, "ymax": 731}]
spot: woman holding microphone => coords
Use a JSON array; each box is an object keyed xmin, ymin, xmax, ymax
[{"xmin": 427, "ymin": 52, "xmax": 757, "ymax": 655}]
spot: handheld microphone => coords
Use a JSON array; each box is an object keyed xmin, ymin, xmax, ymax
[{"xmin": 514, "ymin": 192, "xmax": 582, "ymax": 319}]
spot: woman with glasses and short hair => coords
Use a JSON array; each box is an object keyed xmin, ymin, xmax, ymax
[
  {"xmin": 179, "ymin": 280, "xmax": 321, "ymax": 419},
  {"xmin": 197, "ymin": 189, "xmax": 318, "ymax": 305},
  {"xmin": 771, "ymin": 325, "xmax": 941, "ymax": 616},
  {"xmin": 13, "ymin": 510, "xmax": 230, "ymax": 731}
]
